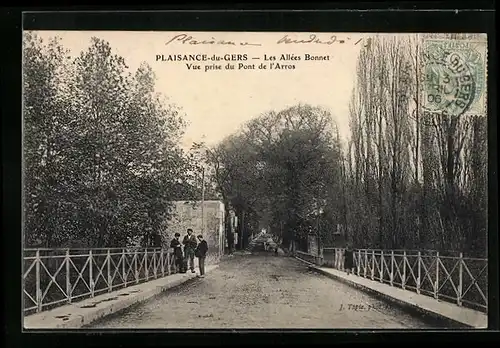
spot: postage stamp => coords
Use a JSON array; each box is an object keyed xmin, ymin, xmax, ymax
[{"xmin": 421, "ymin": 38, "xmax": 487, "ymax": 117}]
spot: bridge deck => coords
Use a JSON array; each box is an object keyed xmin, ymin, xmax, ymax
[{"xmin": 85, "ymin": 254, "xmax": 438, "ymax": 329}]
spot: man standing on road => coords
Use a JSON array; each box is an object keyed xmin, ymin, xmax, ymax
[
  {"xmin": 170, "ymin": 233, "xmax": 184, "ymax": 273},
  {"xmin": 195, "ymin": 234, "xmax": 209, "ymax": 277},
  {"xmin": 183, "ymin": 228, "xmax": 197, "ymax": 273}
]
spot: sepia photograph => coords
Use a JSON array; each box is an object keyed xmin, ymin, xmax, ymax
[{"xmin": 22, "ymin": 29, "xmax": 488, "ymax": 330}]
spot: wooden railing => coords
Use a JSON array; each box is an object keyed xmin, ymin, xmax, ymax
[
  {"xmin": 23, "ymin": 247, "xmax": 220, "ymax": 315},
  {"xmin": 312, "ymin": 248, "xmax": 488, "ymax": 312}
]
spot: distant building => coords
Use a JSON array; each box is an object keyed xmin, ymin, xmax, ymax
[{"xmin": 166, "ymin": 200, "xmax": 225, "ymax": 262}]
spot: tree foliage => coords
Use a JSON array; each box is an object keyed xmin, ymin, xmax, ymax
[
  {"xmin": 24, "ymin": 32, "xmax": 487, "ymax": 257},
  {"xmin": 23, "ymin": 33, "xmax": 200, "ymax": 248},
  {"xmin": 207, "ymin": 105, "xmax": 344, "ymax": 250},
  {"xmin": 208, "ymin": 34, "xmax": 487, "ymax": 256},
  {"xmin": 345, "ymin": 34, "xmax": 487, "ymax": 256}
]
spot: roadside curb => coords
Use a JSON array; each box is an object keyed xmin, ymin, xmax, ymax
[
  {"xmin": 295, "ymin": 257, "xmax": 484, "ymax": 328},
  {"xmin": 24, "ymin": 264, "xmax": 219, "ymax": 329}
]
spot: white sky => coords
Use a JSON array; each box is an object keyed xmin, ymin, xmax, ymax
[{"xmin": 32, "ymin": 31, "xmax": 366, "ymax": 149}]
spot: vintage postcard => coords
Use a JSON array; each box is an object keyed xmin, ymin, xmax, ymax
[{"xmin": 22, "ymin": 30, "xmax": 488, "ymax": 330}]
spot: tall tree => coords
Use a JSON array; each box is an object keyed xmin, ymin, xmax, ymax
[
  {"xmin": 23, "ymin": 34, "xmax": 197, "ymax": 248},
  {"xmin": 208, "ymin": 104, "xmax": 343, "ymax": 250},
  {"xmin": 346, "ymin": 33, "xmax": 487, "ymax": 255},
  {"xmin": 23, "ymin": 32, "xmax": 74, "ymax": 247}
]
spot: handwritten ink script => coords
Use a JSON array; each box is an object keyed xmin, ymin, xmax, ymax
[
  {"xmin": 339, "ymin": 303, "xmax": 391, "ymax": 312},
  {"xmin": 165, "ymin": 33, "xmax": 369, "ymax": 47},
  {"xmin": 277, "ymin": 34, "xmax": 368, "ymax": 46},
  {"xmin": 158, "ymin": 33, "xmax": 370, "ymax": 72},
  {"xmin": 166, "ymin": 34, "xmax": 262, "ymax": 47}
]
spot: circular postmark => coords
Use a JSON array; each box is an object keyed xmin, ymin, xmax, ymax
[{"xmin": 422, "ymin": 46, "xmax": 476, "ymax": 117}]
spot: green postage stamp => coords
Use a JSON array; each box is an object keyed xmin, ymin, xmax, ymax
[{"xmin": 422, "ymin": 38, "xmax": 487, "ymax": 117}]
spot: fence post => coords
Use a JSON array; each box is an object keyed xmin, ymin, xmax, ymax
[
  {"xmin": 107, "ymin": 249, "xmax": 112, "ymax": 292},
  {"xmin": 371, "ymin": 250, "xmax": 375, "ymax": 280},
  {"xmin": 167, "ymin": 250, "xmax": 172, "ymax": 275},
  {"xmin": 145, "ymin": 248, "xmax": 149, "ymax": 281},
  {"xmin": 402, "ymin": 250, "xmax": 406, "ymax": 289},
  {"xmin": 134, "ymin": 249, "xmax": 139, "ymax": 284},
  {"xmin": 89, "ymin": 250, "xmax": 94, "ymax": 298},
  {"xmin": 66, "ymin": 249, "xmax": 71, "ymax": 304},
  {"xmin": 380, "ymin": 250, "xmax": 384, "ymax": 282},
  {"xmin": 160, "ymin": 248, "xmax": 165, "ymax": 277},
  {"xmin": 417, "ymin": 251, "xmax": 421, "ymax": 294},
  {"xmin": 122, "ymin": 249, "xmax": 127, "ymax": 287},
  {"xmin": 458, "ymin": 252, "xmax": 463, "ymax": 306},
  {"xmin": 154, "ymin": 249, "xmax": 158, "ymax": 279},
  {"xmin": 357, "ymin": 250, "xmax": 361, "ymax": 275},
  {"xmin": 390, "ymin": 250, "xmax": 394, "ymax": 286},
  {"xmin": 434, "ymin": 251, "xmax": 439, "ymax": 299},
  {"xmin": 364, "ymin": 250, "xmax": 368, "ymax": 277},
  {"xmin": 36, "ymin": 250, "xmax": 42, "ymax": 312}
]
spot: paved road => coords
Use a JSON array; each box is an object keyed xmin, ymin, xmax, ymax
[{"xmin": 89, "ymin": 253, "xmax": 436, "ymax": 329}]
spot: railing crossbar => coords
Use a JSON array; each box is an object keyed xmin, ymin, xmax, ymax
[
  {"xmin": 136, "ymin": 253, "xmax": 146, "ymax": 276},
  {"xmin": 40, "ymin": 258, "xmax": 68, "ymax": 301},
  {"xmin": 69, "ymin": 258, "xmax": 91, "ymax": 293},
  {"xmin": 109, "ymin": 255, "xmax": 124, "ymax": 285},
  {"xmin": 437, "ymin": 258, "xmax": 459, "ymax": 295},
  {"xmin": 419, "ymin": 258, "xmax": 437, "ymax": 288},
  {"xmin": 374, "ymin": 254, "xmax": 382, "ymax": 274},
  {"xmin": 23, "ymin": 259, "xmax": 37, "ymax": 279},
  {"xmin": 461, "ymin": 262, "xmax": 488, "ymax": 303},
  {"xmin": 124, "ymin": 254, "xmax": 135, "ymax": 280},
  {"xmin": 393, "ymin": 258, "xmax": 405, "ymax": 284},
  {"xmin": 92, "ymin": 257, "xmax": 110, "ymax": 289},
  {"xmin": 380, "ymin": 253, "xmax": 387, "ymax": 280},
  {"xmin": 24, "ymin": 289, "xmax": 37, "ymax": 306},
  {"xmin": 405, "ymin": 257, "xmax": 419, "ymax": 285}
]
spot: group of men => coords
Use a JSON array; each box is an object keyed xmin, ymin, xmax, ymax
[{"xmin": 170, "ymin": 229, "xmax": 209, "ymax": 277}]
